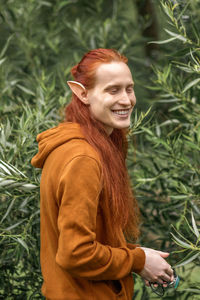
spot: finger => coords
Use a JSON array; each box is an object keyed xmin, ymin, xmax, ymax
[
  {"xmin": 156, "ymin": 251, "xmax": 170, "ymax": 258},
  {"xmin": 166, "ymin": 264, "xmax": 174, "ymax": 275},
  {"xmin": 166, "ymin": 266, "xmax": 175, "ymax": 282},
  {"xmin": 162, "ymin": 282, "xmax": 168, "ymax": 288},
  {"xmin": 144, "ymin": 280, "xmax": 150, "ymax": 287},
  {"xmin": 154, "ymin": 277, "xmax": 164, "ymax": 285},
  {"xmin": 170, "ymin": 274, "xmax": 175, "ymax": 282},
  {"xmin": 161, "ymin": 274, "xmax": 172, "ymax": 283}
]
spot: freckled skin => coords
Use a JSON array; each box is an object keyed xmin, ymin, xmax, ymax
[{"xmin": 86, "ymin": 62, "xmax": 136, "ymax": 135}]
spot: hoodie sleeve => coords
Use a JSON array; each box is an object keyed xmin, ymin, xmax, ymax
[{"xmin": 55, "ymin": 155, "xmax": 145, "ymax": 280}]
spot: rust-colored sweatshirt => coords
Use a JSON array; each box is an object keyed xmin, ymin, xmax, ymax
[{"xmin": 31, "ymin": 122, "xmax": 145, "ymax": 300}]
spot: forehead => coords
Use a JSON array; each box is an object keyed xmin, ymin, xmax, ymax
[{"xmin": 94, "ymin": 62, "xmax": 133, "ymax": 87}]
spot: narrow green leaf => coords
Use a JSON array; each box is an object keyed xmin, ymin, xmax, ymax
[
  {"xmin": 182, "ymin": 78, "xmax": 200, "ymax": 93},
  {"xmin": 171, "ymin": 233, "xmax": 192, "ymax": 249},
  {"xmin": 58, "ymin": 0, "xmax": 77, "ymax": 10},
  {"xmin": 157, "ymin": 99, "xmax": 180, "ymax": 103},
  {"xmin": 0, "ymin": 179, "xmax": 15, "ymax": 187},
  {"xmin": 0, "ymin": 160, "xmax": 16, "ymax": 175},
  {"xmin": 21, "ymin": 183, "xmax": 38, "ymax": 190},
  {"xmin": 175, "ymin": 251, "xmax": 200, "ymax": 267},
  {"xmin": 137, "ymin": 177, "xmax": 157, "ymax": 183},
  {"xmin": 172, "ymin": 225, "xmax": 193, "ymax": 244},
  {"xmin": 169, "ymin": 104, "xmax": 185, "ymax": 112},
  {"xmin": 160, "ymin": 119, "xmax": 180, "ymax": 127},
  {"xmin": 0, "ymin": 35, "xmax": 14, "ymax": 58},
  {"xmin": 16, "ymin": 238, "xmax": 29, "ymax": 253},
  {"xmin": 0, "ymin": 57, "xmax": 7, "ymax": 66},
  {"xmin": 149, "ymin": 37, "xmax": 177, "ymax": 45},
  {"xmin": 4, "ymin": 220, "xmax": 25, "ymax": 231},
  {"xmin": 170, "ymin": 195, "xmax": 188, "ymax": 200},
  {"xmin": 154, "ymin": 139, "xmax": 171, "ymax": 151},
  {"xmin": 39, "ymin": 1, "xmax": 52, "ymax": 7},
  {"xmin": 0, "ymin": 160, "xmax": 26, "ymax": 177},
  {"xmin": 185, "ymin": 141, "xmax": 200, "ymax": 151},
  {"xmin": 191, "ymin": 211, "xmax": 200, "ymax": 238},
  {"xmin": 161, "ymin": 2, "xmax": 173, "ymax": 19},
  {"xmin": 0, "ymin": 198, "xmax": 16, "ymax": 224},
  {"xmin": 0, "ymin": 162, "xmax": 12, "ymax": 175},
  {"xmin": 183, "ymin": 216, "xmax": 197, "ymax": 238},
  {"xmin": 165, "ymin": 29, "xmax": 187, "ymax": 42},
  {"xmin": 163, "ymin": 64, "xmax": 171, "ymax": 81},
  {"xmin": 172, "ymin": 3, "xmax": 179, "ymax": 10},
  {"xmin": 16, "ymin": 84, "xmax": 35, "ymax": 96}
]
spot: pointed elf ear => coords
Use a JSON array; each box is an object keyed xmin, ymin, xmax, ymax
[{"xmin": 67, "ymin": 81, "xmax": 89, "ymax": 105}]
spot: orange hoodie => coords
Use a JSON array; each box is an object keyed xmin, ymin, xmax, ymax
[{"xmin": 31, "ymin": 122, "xmax": 145, "ymax": 300}]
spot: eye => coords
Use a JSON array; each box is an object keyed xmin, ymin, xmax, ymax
[
  {"xmin": 126, "ymin": 86, "xmax": 134, "ymax": 93},
  {"xmin": 109, "ymin": 88, "xmax": 119, "ymax": 94}
]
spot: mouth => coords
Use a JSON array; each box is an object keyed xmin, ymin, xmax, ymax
[{"xmin": 111, "ymin": 108, "xmax": 131, "ymax": 116}]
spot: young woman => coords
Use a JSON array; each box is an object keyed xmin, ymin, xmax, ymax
[{"xmin": 31, "ymin": 48, "xmax": 174, "ymax": 300}]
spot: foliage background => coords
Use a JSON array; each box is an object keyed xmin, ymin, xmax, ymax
[{"xmin": 0, "ymin": 0, "xmax": 199, "ymax": 299}]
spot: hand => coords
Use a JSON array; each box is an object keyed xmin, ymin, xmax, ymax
[{"xmin": 138, "ymin": 247, "xmax": 174, "ymax": 285}]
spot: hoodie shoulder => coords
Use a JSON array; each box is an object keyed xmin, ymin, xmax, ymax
[{"xmin": 31, "ymin": 122, "xmax": 99, "ymax": 169}]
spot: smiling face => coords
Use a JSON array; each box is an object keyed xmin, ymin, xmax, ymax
[{"xmin": 86, "ymin": 62, "xmax": 136, "ymax": 135}]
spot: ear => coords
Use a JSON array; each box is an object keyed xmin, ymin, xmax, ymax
[{"xmin": 67, "ymin": 81, "xmax": 89, "ymax": 105}]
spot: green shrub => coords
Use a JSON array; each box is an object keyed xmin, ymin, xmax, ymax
[
  {"xmin": 0, "ymin": 0, "xmax": 199, "ymax": 299},
  {"xmin": 129, "ymin": 1, "xmax": 200, "ymax": 298}
]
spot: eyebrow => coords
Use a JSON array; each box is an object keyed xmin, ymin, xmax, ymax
[{"xmin": 104, "ymin": 82, "xmax": 134, "ymax": 91}]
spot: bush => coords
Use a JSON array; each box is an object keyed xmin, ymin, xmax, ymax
[
  {"xmin": 129, "ymin": 1, "xmax": 200, "ymax": 298},
  {"xmin": 0, "ymin": 0, "xmax": 199, "ymax": 299}
]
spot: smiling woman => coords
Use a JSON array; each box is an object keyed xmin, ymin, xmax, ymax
[{"xmin": 31, "ymin": 48, "xmax": 174, "ymax": 300}]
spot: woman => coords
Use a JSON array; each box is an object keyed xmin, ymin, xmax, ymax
[{"xmin": 31, "ymin": 48, "xmax": 174, "ymax": 300}]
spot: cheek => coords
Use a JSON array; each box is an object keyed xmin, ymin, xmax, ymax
[
  {"xmin": 88, "ymin": 101, "xmax": 104, "ymax": 119},
  {"xmin": 106, "ymin": 95, "xmax": 120, "ymax": 106},
  {"xmin": 88, "ymin": 92, "xmax": 116, "ymax": 116}
]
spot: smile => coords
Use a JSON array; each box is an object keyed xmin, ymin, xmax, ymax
[{"xmin": 111, "ymin": 109, "xmax": 130, "ymax": 115}]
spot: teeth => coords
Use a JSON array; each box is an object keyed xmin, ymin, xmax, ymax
[{"xmin": 112, "ymin": 110, "xmax": 129, "ymax": 115}]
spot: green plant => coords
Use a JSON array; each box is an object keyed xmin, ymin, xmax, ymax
[
  {"xmin": 0, "ymin": 0, "xmax": 199, "ymax": 299},
  {"xmin": 129, "ymin": 0, "xmax": 200, "ymax": 298}
]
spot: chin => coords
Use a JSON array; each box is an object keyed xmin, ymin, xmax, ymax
[
  {"xmin": 114, "ymin": 122, "xmax": 130, "ymax": 129},
  {"xmin": 102, "ymin": 120, "xmax": 130, "ymax": 134},
  {"xmin": 112, "ymin": 126, "xmax": 130, "ymax": 131}
]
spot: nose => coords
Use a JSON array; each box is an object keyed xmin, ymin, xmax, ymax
[{"xmin": 119, "ymin": 90, "xmax": 136, "ymax": 107}]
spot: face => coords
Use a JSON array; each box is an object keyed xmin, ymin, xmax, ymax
[{"xmin": 86, "ymin": 62, "xmax": 136, "ymax": 135}]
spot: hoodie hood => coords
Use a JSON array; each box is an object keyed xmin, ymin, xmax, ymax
[{"xmin": 31, "ymin": 122, "xmax": 84, "ymax": 168}]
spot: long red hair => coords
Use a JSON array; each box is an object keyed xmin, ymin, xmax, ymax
[{"xmin": 65, "ymin": 48, "xmax": 140, "ymax": 242}]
